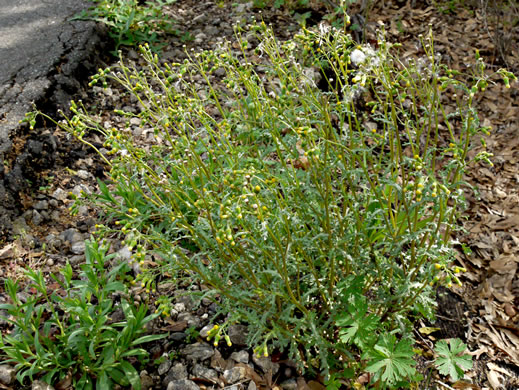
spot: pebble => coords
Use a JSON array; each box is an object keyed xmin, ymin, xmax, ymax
[
  {"xmin": 252, "ymin": 355, "xmax": 280, "ymax": 375},
  {"xmin": 192, "ymin": 14, "xmax": 207, "ymax": 24},
  {"xmin": 50, "ymin": 210, "xmax": 61, "ymax": 222},
  {"xmin": 158, "ymin": 359, "xmax": 172, "ymax": 376},
  {"xmin": 32, "ymin": 210, "xmax": 43, "ymax": 226},
  {"xmin": 170, "ymin": 332, "xmax": 187, "ymax": 342},
  {"xmin": 181, "ymin": 342, "xmax": 214, "ymax": 362},
  {"xmin": 163, "ymin": 363, "xmax": 188, "ymax": 385},
  {"xmin": 199, "ymin": 324, "xmax": 214, "ymax": 338},
  {"xmin": 71, "ymin": 184, "xmax": 91, "ymax": 197},
  {"xmin": 12, "ymin": 216, "xmax": 29, "ymax": 236},
  {"xmin": 69, "ymin": 255, "xmax": 85, "ymax": 266},
  {"xmin": 167, "ymin": 379, "xmax": 200, "ymax": 390},
  {"xmin": 223, "ymin": 367, "xmax": 248, "ymax": 384},
  {"xmin": 235, "ymin": 1, "xmax": 253, "ymax": 13},
  {"xmin": 33, "ymin": 200, "xmax": 48, "ymax": 210},
  {"xmin": 177, "ymin": 312, "xmax": 201, "ymax": 328},
  {"xmin": 140, "ymin": 371, "xmax": 154, "ymax": 390},
  {"xmin": 230, "ymin": 350, "xmax": 249, "ymax": 364},
  {"xmin": 77, "ymin": 205, "xmax": 89, "ymax": 216},
  {"xmin": 192, "ymin": 364, "xmax": 219, "ymax": 382},
  {"xmin": 194, "ymin": 32, "xmax": 207, "ymax": 45},
  {"xmin": 228, "ymin": 324, "xmax": 248, "ymax": 346},
  {"xmin": 51, "ymin": 188, "xmax": 68, "ymax": 201},
  {"xmin": 0, "ymin": 365, "xmax": 15, "ymax": 385},
  {"xmin": 31, "ymin": 381, "xmax": 55, "ymax": 390},
  {"xmin": 71, "ymin": 241, "xmax": 86, "ymax": 255},
  {"xmin": 60, "ymin": 228, "xmax": 83, "ymax": 245},
  {"xmin": 280, "ymin": 379, "xmax": 298, "ymax": 390}
]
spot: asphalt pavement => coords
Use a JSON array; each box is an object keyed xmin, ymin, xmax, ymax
[{"xmin": 0, "ymin": 0, "xmax": 103, "ymax": 234}]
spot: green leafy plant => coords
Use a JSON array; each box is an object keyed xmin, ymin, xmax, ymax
[
  {"xmin": 0, "ymin": 240, "xmax": 165, "ymax": 389},
  {"xmin": 364, "ymin": 333, "xmax": 418, "ymax": 387},
  {"xmin": 74, "ymin": 0, "xmax": 178, "ymax": 53},
  {"xmin": 35, "ymin": 19, "xmax": 514, "ymax": 388},
  {"xmin": 434, "ymin": 338, "xmax": 473, "ymax": 381}
]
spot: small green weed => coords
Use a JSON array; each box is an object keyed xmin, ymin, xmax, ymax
[
  {"xmin": 0, "ymin": 240, "xmax": 165, "ymax": 389},
  {"xmin": 74, "ymin": 0, "xmax": 178, "ymax": 54}
]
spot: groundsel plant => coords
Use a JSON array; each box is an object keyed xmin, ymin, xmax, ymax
[{"xmin": 45, "ymin": 20, "xmax": 513, "ymax": 387}]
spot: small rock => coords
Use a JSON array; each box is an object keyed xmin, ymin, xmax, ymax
[
  {"xmin": 252, "ymin": 355, "xmax": 280, "ymax": 375},
  {"xmin": 170, "ymin": 332, "xmax": 187, "ymax": 342},
  {"xmin": 75, "ymin": 170, "xmax": 90, "ymax": 180},
  {"xmin": 192, "ymin": 14, "xmax": 207, "ymax": 23},
  {"xmin": 12, "ymin": 216, "xmax": 28, "ymax": 236},
  {"xmin": 158, "ymin": 359, "xmax": 172, "ymax": 375},
  {"xmin": 280, "ymin": 379, "xmax": 298, "ymax": 390},
  {"xmin": 181, "ymin": 342, "xmax": 214, "ymax": 362},
  {"xmin": 0, "ymin": 364, "xmax": 15, "ymax": 385},
  {"xmin": 33, "ymin": 200, "xmax": 48, "ymax": 210},
  {"xmin": 199, "ymin": 324, "xmax": 214, "ymax": 338},
  {"xmin": 77, "ymin": 205, "xmax": 89, "ymax": 216},
  {"xmin": 248, "ymin": 380, "xmax": 257, "ymax": 390},
  {"xmin": 50, "ymin": 210, "xmax": 60, "ymax": 222},
  {"xmin": 69, "ymin": 254, "xmax": 85, "ymax": 265},
  {"xmin": 174, "ymin": 302, "xmax": 186, "ymax": 312},
  {"xmin": 49, "ymin": 199, "xmax": 58, "ymax": 208},
  {"xmin": 210, "ymin": 349, "xmax": 227, "ymax": 370},
  {"xmin": 71, "ymin": 184, "xmax": 91, "ymax": 197},
  {"xmin": 177, "ymin": 312, "xmax": 200, "ymax": 328},
  {"xmin": 51, "ymin": 188, "xmax": 67, "ymax": 201},
  {"xmin": 230, "ymin": 350, "xmax": 249, "ymax": 364},
  {"xmin": 71, "ymin": 241, "xmax": 85, "ymax": 255},
  {"xmin": 21, "ymin": 234, "xmax": 38, "ymax": 249},
  {"xmin": 130, "ymin": 117, "xmax": 141, "ymax": 126},
  {"xmin": 47, "ymin": 258, "xmax": 54, "ymax": 266},
  {"xmin": 163, "ymin": 363, "xmax": 188, "ymax": 384},
  {"xmin": 60, "ymin": 228, "xmax": 83, "ymax": 244},
  {"xmin": 192, "ymin": 364, "xmax": 218, "ymax": 382},
  {"xmin": 31, "ymin": 381, "xmax": 55, "ymax": 390},
  {"xmin": 167, "ymin": 379, "xmax": 199, "ymax": 390},
  {"xmin": 32, "ymin": 210, "xmax": 43, "ymax": 226},
  {"xmin": 194, "ymin": 32, "xmax": 207, "ymax": 45},
  {"xmin": 140, "ymin": 371, "xmax": 154, "ymax": 390},
  {"xmin": 223, "ymin": 367, "xmax": 248, "ymax": 384},
  {"xmin": 175, "ymin": 295, "xmax": 195, "ymax": 312},
  {"xmin": 235, "ymin": 1, "xmax": 253, "ymax": 13},
  {"xmin": 228, "ymin": 324, "xmax": 248, "ymax": 346}
]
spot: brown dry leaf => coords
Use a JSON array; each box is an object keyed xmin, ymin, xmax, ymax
[
  {"xmin": 235, "ymin": 363, "xmax": 264, "ymax": 387},
  {"xmin": 292, "ymin": 155, "xmax": 310, "ymax": 170},
  {"xmin": 210, "ymin": 350, "xmax": 227, "ymax": 371},
  {"xmin": 486, "ymin": 369, "xmax": 504, "ymax": 390},
  {"xmin": 491, "ymin": 215, "xmax": 519, "ymax": 231},
  {"xmin": 307, "ymin": 380, "xmax": 326, "ymax": 390},
  {"xmin": 0, "ymin": 243, "xmax": 17, "ymax": 260},
  {"xmin": 160, "ymin": 319, "xmax": 188, "ymax": 332},
  {"xmin": 296, "ymin": 377, "xmax": 311, "ymax": 390},
  {"xmin": 489, "ymin": 256, "xmax": 517, "ymax": 274},
  {"xmin": 469, "ymin": 346, "xmax": 490, "ymax": 359},
  {"xmin": 452, "ymin": 381, "xmax": 482, "ymax": 389}
]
